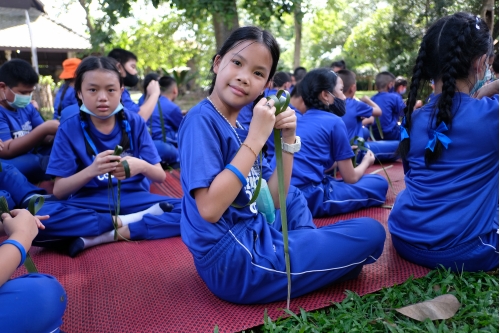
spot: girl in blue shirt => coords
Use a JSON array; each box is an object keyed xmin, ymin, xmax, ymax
[
  {"xmin": 178, "ymin": 27, "xmax": 385, "ymax": 304},
  {"xmin": 53, "ymin": 58, "xmax": 81, "ymax": 120},
  {"xmin": 391, "ymin": 12, "xmax": 498, "ymax": 272},
  {"xmin": 290, "ymin": 68, "xmax": 388, "ymax": 217},
  {"xmin": 46, "ymin": 56, "xmax": 181, "ymax": 257}
]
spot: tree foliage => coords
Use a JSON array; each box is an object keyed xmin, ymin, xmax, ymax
[{"xmin": 110, "ymin": 14, "xmax": 213, "ymax": 73}]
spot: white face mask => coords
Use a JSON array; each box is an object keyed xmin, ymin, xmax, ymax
[{"xmin": 2, "ymin": 88, "xmax": 32, "ymax": 109}]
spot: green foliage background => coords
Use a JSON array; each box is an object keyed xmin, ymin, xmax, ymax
[{"xmin": 68, "ymin": 0, "xmax": 497, "ymax": 89}]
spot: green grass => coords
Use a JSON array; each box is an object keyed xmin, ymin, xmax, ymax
[
  {"xmin": 356, "ymin": 90, "xmax": 378, "ymax": 98},
  {"xmin": 236, "ymin": 268, "xmax": 498, "ymax": 333}
]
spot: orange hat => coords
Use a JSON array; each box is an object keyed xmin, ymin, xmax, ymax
[{"xmin": 59, "ymin": 58, "xmax": 82, "ymax": 79}]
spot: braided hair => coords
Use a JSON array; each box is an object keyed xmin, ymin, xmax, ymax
[
  {"xmin": 400, "ymin": 12, "xmax": 492, "ymax": 165},
  {"xmin": 300, "ymin": 68, "xmax": 337, "ymax": 112},
  {"xmin": 74, "ymin": 56, "xmax": 131, "ymax": 157}
]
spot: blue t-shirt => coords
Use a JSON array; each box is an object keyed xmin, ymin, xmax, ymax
[
  {"xmin": 178, "ymin": 99, "xmax": 272, "ymax": 258},
  {"xmin": 371, "ymin": 92, "xmax": 405, "ymax": 133},
  {"xmin": 148, "ymin": 96, "xmax": 183, "ymax": 143},
  {"xmin": 53, "ymin": 84, "xmax": 78, "ymax": 119},
  {"xmin": 0, "ymin": 104, "xmax": 44, "ymax": 142},
  {"xmin": 342, "ymin": 97, "xmax": 373, "ymax": 141},
  {"xmin": 46, "ymin": 110, "xmax": 160, "ymax": 195},
  {"xmin": 291, "ymin": 109, "xmax": 354, "ymax": 187},
  {"xmin": 121, "ymin": 88, "xmax": 140, "ymax": 113},
  {"xmin": 138, "ymin": 94, "xmax": 145, "ymax": 106},
  {"xmin": 59, "ymin": 103, "xmax": 79, "ymax": 123},
  {"xmin": 236, "ymin": 103, "xmax": 253, "ymax": 130},
  {"xmin": 389, "ymin": 93, "xmax": 499, "ymax": 249}
]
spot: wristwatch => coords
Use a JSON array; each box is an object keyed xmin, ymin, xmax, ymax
[{"xmin": 281, "ymin": 136, "xmax": 301, "ymax": 154}]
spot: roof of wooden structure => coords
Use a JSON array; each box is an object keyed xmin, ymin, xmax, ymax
[{"xmin": 0, "ymin": 6, "xmax": 91, "ymax": 52}]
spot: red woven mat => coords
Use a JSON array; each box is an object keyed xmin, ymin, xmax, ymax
[{"xmin": 13, "ymin": 162, "xmax": 429, "ymax": 333}]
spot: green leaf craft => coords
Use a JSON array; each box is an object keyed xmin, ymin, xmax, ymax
[
  {"xmin": 267, "ymin": 89, "xmax": 293, "ymax": 310},
  {"xmin": 108, "ymin": 145, "xmax": 130, "ymax": 241}
]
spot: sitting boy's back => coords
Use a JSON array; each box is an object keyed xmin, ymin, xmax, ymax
[{"xmin": 371, "ymin": 71, "xmax": 406, "ymax": 141}]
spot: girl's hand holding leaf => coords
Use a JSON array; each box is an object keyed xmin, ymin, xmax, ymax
[
  {"xmin": 274, "ymin": 106, "xmax": 296, "ymax": 142},
  {"xmin": 90, "ymin": 150, "xmax": 121, "ymax": 177},
  {"xmin": 2, "ymin": 210, "xmax": 39, "ymax": 247},
  {"xmin": 33, "ymin": 215, "xmax": 49, "ymax": 230},
  {"xmin": 112, "ymin": 156, "xmax": 141, "ymax": 180},
  {"xmin": 361, "ymin": 149, "xmax": 375, "ymax": 166},
  {"xmin": 248, "ymin": 98, "xmax": 276, "ymax": 146}
]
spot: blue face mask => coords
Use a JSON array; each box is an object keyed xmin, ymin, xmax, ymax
[
  {"xmin": 80, "ymin": 102, "xmax": 124, "ymax": 119},
  {"xmin": 470, "ymin": 58, "xmax": 490, "ymax": 96},
  {"xmin": 2, "ymin": 88, "xmax": 32, "ymax": 109}
]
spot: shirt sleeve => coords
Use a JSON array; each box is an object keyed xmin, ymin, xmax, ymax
[
  {"xmin": 179, "ymin": 111, "xmax": 225, "ymax": 197},
  {"xmin": 121, "ymin": 90, "xmax": 140, "ymax": 113},
  {"xmin": 0, "ymin": 112, "xmax": 12, "ymax": 141},
  {"xmin": 354, "ymin": 100, "xmax": 373, "ymax": 118},
  {"xmin": 46, "ymin": 126, "xmax": 79, "ymax": 178},
  {"xmin": 396, "ymin": 95, "xmax": 406, "ymax": 117},
  {"xmin": 27, "ymin": 104, "xmax": 44, "ymax": 128},
  {"xmin": 168, "ymin": 104, "xmax": 183, "ymax": 132},
  {"xmin": 330, "ymin": 118, "xmax": 355, "ymax": 161}
]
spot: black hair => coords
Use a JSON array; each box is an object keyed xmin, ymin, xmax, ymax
[
  {"xmin": 293, "ymin": 66, "xmax": 307, "ymax": 83},
  {"xmin": 394, "ymin": 76, "xmax": 408, "ymax": 91},
  {"xmin": 493, "ymin": 53, "xmax": 499, "ymax": 75},
  {"xmin": 143, "ymin": 72, "xmax": 160, "ymax": 93},
  {"xmin": 300, "ymin": 68, "xmax": 338, "ymax": 112},
  {"xmin": 375, "ymin": 71, "xmax": 395, "ymax": 90},
  {"xmin": 272, "ymin": 71, "xmax": 291, "ymax": 88},
  {"xmin": 74, "ymin": 56, "xmax": 131, "ymax": 156},
  {"xmin": 337, "ymin": 69, "xmax": 356, "ymax": 91},
  {"xmin": 208, "ymin": 26, "xmax": 280, "ymax": 97},
  {"xmin": 159, "ymin": 75, "xmax": 177, "ymax": 93},
  {"xmin": 0, "ymin": 58, "xmax": 39, "ymax": 87},
  {"xmin": 107, "ymin": 48, "xmax": 138, "ymax": 66},
  {"xmin": 400, "ymin": 12, "xmax": 492, "ymax": 166},
  {"xmin": 330, "ymin": 60, "xmax": 346, "ymax": 70},
  {"xmin": 290, "ymin": 81, "xmax": 302, "ymax": 98}
]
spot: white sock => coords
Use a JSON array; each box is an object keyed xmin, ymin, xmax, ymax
[
  {"xmin": 81, "ymin": 230, "xmax": 116, "ymax": 249},
  {"xmin": 118, "ymin": 203, "xmax": 164, "ymax": 226}
]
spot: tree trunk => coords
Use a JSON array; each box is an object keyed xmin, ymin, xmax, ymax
[
  {"xmin": 481, "ymin": 0, "xmax": 495, "ymax": 35},
  {"xmin": 78, "ymin": 0, "xmax": 95, "ymax": 34},
  {"xmin": 293, "ymin": 2, "xmax": 302, "ymax": 69},
  {"xmin": 212, "ymin": 0, "xmax": 239, "ymax": 51}
]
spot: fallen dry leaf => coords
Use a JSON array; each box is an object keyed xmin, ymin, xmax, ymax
[{"xmin": 395, "ymin": 294, "xmax": 461, "ymax": 321}]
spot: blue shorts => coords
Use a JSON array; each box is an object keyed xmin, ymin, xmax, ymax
[
  {"xmin": 194, "ymin": 186, "xmax": 386, "ymax": 304},
  {"xmin": 36, "ymin": 182, "xmax": 181, "ymax": 242},
  {"xmin": 0, "ymin": 274, "xmax": 67, "ymax": 332},
  {"xmin": 300, "ymin": 174, "xmax": 388, "ymax": 217},
  {"xmin": 392, "ymin": 231, "xmax": 499, "ymax": 272},
  {"xmin": 153, "ymin": 140, "xmax": 179, "ymax": 165}
]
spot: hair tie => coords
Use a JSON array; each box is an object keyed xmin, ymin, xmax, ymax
[
  {"xmin": 475, "ymin": 16, "xmax": 480, "ymax": 30},
  {"xmin": 425, "ymin": 122, "xmax": 452, "ymax": 152}
]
